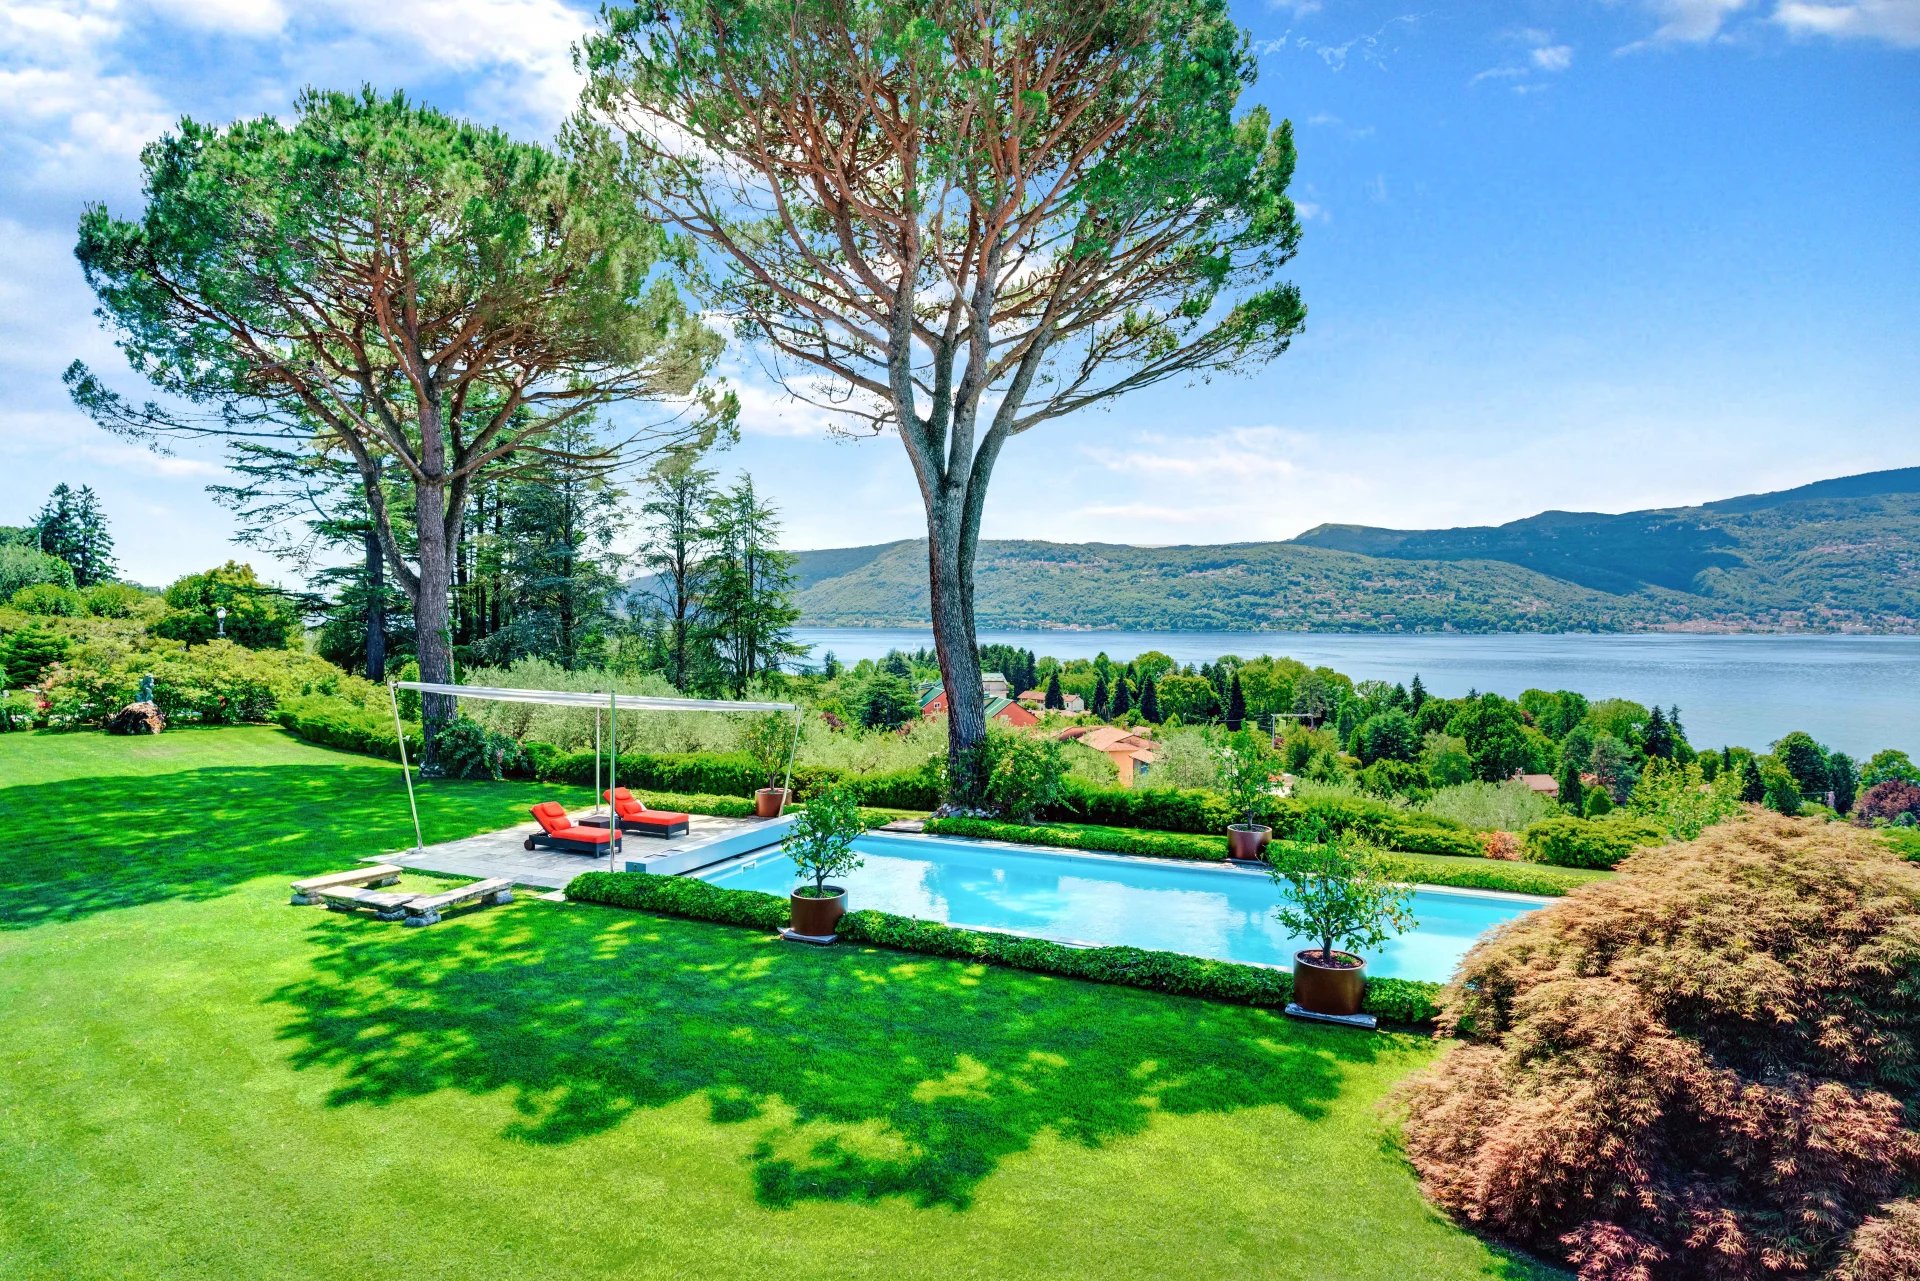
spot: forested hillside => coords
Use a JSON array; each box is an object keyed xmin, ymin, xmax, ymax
[{"xmin": 786, "ymin": 468, "xmax": 1920, "ymax": 632}]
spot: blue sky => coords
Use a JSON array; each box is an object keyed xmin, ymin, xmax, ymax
[{"xmin": 1, "ymin": 0, "xmax": 1915, "ymax": 588}]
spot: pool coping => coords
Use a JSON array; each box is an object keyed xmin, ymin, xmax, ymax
[{"xmin": 693, "ymin": 827, "xmax": 1559, "ymax": 909}]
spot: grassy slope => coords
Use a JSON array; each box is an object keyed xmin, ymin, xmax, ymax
[{"xmin": 0, "ymin": 727, "xmax": 1561, "ymax": 1281}]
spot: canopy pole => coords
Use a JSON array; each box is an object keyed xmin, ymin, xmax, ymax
[
  {"xmin": 388, "ymin": 681, "xmax": 424, "ymax": 855},
  {"xmin": 781, "ymin": 705, "xmax": 802, "ymax": 801},
  {"xmin": 608, "ymin": 689, "xmax": 620, "ymax": 874},
  {"xmin": 593, "ymin": 711, "xmax": 602, "ymax": 814}
]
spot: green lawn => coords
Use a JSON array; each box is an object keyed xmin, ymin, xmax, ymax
[{"xmin": 0, "ymin": 727, "xmax": 1560, "ymax": 1280}]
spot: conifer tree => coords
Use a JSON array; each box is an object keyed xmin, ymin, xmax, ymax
[
  {"xmin": 1226, "ymin": 673, "xmax": 1248, "ymax": 732},
  {"xmin": 1139, "ymin": 677, "xmax": 1162, "ymax": 724},
  {"xmin": 1409, "ymin": 673, "xmax": 1428, "ymax": 714},
  {"xmin": 1044, "ymin": 672, "xmax": 1065, "ymax": 711},
  {"xmin": 1642, "ymin": 705, "xmax": 1674, "ymax": 760},
  {"xmin": 1111, "ymin": 677, "xmax": 1132, "ymax": 721},
  {"xmin": 34, "ymin": 483, "xmax": 118, "ymax": 587},
  {"xmin": 1557, "ymin": 755, "xmax": 1585, "ymax": 815},
  {"xmin": 1092, "ymin": 672, "xmax": 1111, "ymax": 719}
]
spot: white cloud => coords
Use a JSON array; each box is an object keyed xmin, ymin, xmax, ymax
[
  {"xmin": 1774, "ymin": 0, "xmax": 1920, "ymax": 44},
  {"xmin": 1473, "ymin": 28, "xmax": 1574, "ymax": 88},
  {"xmin": 1531, "ymin": 44, "xmax": 1575, "ymax": 70},
  {"xmin": 1621, "ymin": 0, "xmax": 1753, "ymax": 48}
]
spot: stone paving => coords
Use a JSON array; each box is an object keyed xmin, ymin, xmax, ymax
[{"xmin": 369, "ymin": 812, "xmax": 793, "ymax": 890}]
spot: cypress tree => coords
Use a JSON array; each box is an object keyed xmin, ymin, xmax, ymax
[
  {"xmin": 1139, "ymin": 677, "xmax": 1161, "ymax": 723},
  {"xmin": 1226, "ymin": 673, "xmax": 1247, "ymax": 731},
  {"xmin": 1409, "ymin": 674, "xmax": 1427, "ymax": 714},
  {"xmin": 1092, "ymin": 672, "xmax": 1110, "ymax": 719},
  {"xmin": 1111, "ymin": 677, "xmax": 1132, "ymax": 720},
  {"xmin": 1557, "ymin": 755, "xmax": 1585, "ymax": 814},
  {"xmin": 1738, "ymin": 756, "xmax": 1766, "ymax": 803},
  {"xmin": 1044, "ymin": 672, "xmax": 1064, "ymax": 710}
]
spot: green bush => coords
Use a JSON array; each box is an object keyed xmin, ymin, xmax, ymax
[
  {"xmin": 0, "ymin": 543, "xmax": 75, "ymax": 600},
  {"xmin": 434, "ymin": 714, "xmax": 529, "ymax": 781},
  {"xmin": 9, "ymin": 583, "xmax": 85, "ymax": 616},
  {"xmin": 1048, "ymin": 779, "xmax": 1234, "ymax": 832},
  {"xmin": 276, "ymin": 693, "xmax": 420, "ymax": 756},
  {"xmin": 0, "ymin": 623, "xmax": 70, "ymax": 690},
  {"xmin": 566, "ymin": 870, "xmax": 790, "ymax": 930},
  {"xmin": 1272, "ymin": 795, "xmax": 1483, "ymax": 858},
  {"xmin": 982, "ymin": 727, "xmax": 1068, "ymax": 822},
  {"xmin": 39, "ymin": 639, "xmax": 351, "ymax": 727},
  {"xmin": 80, "ymin": 582, "xmax": 151, "ymax": 619},
  {"xmin": 563, "ymin": 870, "xmax": 1444, "ymax": 1024},
  {"xmin": 927, "ymin": 815, "xmax": 1227, "ymax": 861},
  {"xmin": 1520, "ymin": 816, "xmax": 1638, "ymax": 869}
]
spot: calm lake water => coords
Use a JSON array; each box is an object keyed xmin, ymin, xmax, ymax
[{"xmin": 790, "ymin": 627, "xmax": 1920, "ymax": 757}]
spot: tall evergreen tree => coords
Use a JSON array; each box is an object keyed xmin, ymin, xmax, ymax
[
  {"xmin": 1642, "ymin": 705, "xmax": 1675, "ymax": 759},
  {"xmin": 1138, "ymin": 677, "xmax": 1162, "ymax": 724},
  {"xmin": 1409, "ymin": 674, "xmax": 1428, "ymax": 715},
  {"xmin": 34, "ymin": 483, "xmax": 118, "ymax": 587},
  {"xmin": 634, "ymin": 455, "xmax": 720, "ymax": 692},
  {"xmin": 1092, "ymin": 671, "xmax": 1111, "ymax": 719},
  {"xmin": 1556, "ymin": 755, "xmax": 1585, "ymax": 815},
  {"xmin": 1110, "ymin": 676, "xmax": 1132, "ymax": 721},
  {"xmin": 1738, "ymin": 756, "xmax": 1766, "ymax": 803},
  {"xmin": 703, "ymin": 474, "xmax": 801, "ymax": 696},
  {"xmin": 1044, "ymin": 672, "xmax": 1065, "ymax": 711},
  {"xmin": 1226, "ymin": 673, "xmax": 1248, "ymax": 731}
]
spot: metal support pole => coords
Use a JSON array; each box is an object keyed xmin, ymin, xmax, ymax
[
  {"xmin": 608, "ymin": 689, "xmax": 620, "ymax": 874},
  {"xmin": 593, "ymin": 711, "xmax": 602, "ymax": 814},
  {"xmin": 780, "ymin": 704, "xmax": 802, "ymax": 802},
  {"xmin": 388, "ymin": 681, "xmax": 424, "ymax": 855}
]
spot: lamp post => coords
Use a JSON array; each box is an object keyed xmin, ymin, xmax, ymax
[{"xmin": 215, "ymin": 606, "xmax": 226, "ymax": 638}]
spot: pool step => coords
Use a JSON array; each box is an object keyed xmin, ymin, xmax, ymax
[{"xmin": 1283, "ymin": 1003, "xmax": 1378, "ymax": 1032}]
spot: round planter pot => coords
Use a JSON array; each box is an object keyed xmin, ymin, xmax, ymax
[
  {"xmin": 755, "ymin": 787, "xmax": 789, "ymax": 819},
  {"xmin": 1292, "ymin": 949, "xmax": 1366, "ymax": 1017},
  {"xmin": 790, "ymin": 887, "xmax": 846, "ymax": 937},
  {"xmin": 1227, "ymin": 823, "xmax": 1272, "ymax": 861}
]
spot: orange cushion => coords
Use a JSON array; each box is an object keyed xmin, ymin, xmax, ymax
[
  {"xmin": 530, "ymin": 802, "xmax": 571, "ymax": 834},
  {"xmin": 555, "ymin": 825, "xmax": 613, "ymax": 844},
  {"xmin": 625, "ymin": 810, "xmax": 690, "ymax": 828}
]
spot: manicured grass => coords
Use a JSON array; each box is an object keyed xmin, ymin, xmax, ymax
[
  {"xmin": 0, "ymin": 728, "xmax": 1561, "ymax": 1280},
  {"xmin": 925, "ymin": 815, "xmax": 1611, "ymax": 897}
]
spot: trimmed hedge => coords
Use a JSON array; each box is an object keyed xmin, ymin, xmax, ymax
[
  {"xmin": 1047, "ymin": 780, "xmax": 1234, "ymax": 832},
  {"xmin": 276, "ymin": 696, "xmax": 419, "ymax": 757},
  {"xmin": 563, "ymin": 869, "xmax": 1443, "ymax": 1024},
  {"xmin": 926, "ymin": 815, "xmax": 1595, "ymax": 897},
  {"xmin": 925, "ymin": 815, "xmax": 1229, "ymax": 862}
]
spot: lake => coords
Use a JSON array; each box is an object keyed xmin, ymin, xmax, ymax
[{"xmin": 789, "ymin": 627, "xmax": 1920, "ymax": 757}]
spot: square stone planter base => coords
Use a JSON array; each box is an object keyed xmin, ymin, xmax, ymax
[
  {"xmin": 1284, "ymin": 1003, "xmax": 1378, "ymax": 1031},
  {"xmin": 780, "ymin": 928, "xmax": 838, "ymax": 946}
]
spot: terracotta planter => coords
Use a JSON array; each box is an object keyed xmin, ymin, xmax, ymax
[
  {"xmin": 789, "ymin": 887, "xmax": 846, "ymax": 937},
  {"xmin": 1292, "ymin": 949, "xmax": 1366, "ymax": 1017},
  {"xmin": 755, "ymin": 787, "xmax": 789, "ymax": 819},
  {"xmin": 1227, "ymin": 823, "xmax": 1272, "ymax": 861}
]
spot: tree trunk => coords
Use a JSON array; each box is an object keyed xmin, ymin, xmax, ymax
[
  {"xmin": 363, "ymin": 523, "xmax": 386, "ymax": 680},
  {"xmin": 926, "ymin": 499, "xmax": 987, "ymax": 806},
  {"xmin": 413, "ymin": 479, "xmax": 455, "ymax": 776}
]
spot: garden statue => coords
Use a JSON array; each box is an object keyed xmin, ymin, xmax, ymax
[
  {"xmin": 138, "ymin": 673, "xmax": 154, "ymax": 704},
  {"xmin": 108, "ymin": 674, "xmax": 166, "ymax": 736}
]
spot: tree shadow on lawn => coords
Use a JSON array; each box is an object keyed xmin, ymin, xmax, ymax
[
  {"xmin": 0, "ymin": 766, "xmax": 546, "ymax": 931},
  {"xmin": 270, "ymin": 903, "xmax": 1392, "ymax": 1211}
]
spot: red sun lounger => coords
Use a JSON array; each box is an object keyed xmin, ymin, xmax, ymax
[
  {"xmin": 603, "ymin": 787, "xmax": 692, "ymax": 839},
  {"xmin": 524, "ymin": 802, "xmax": 616, "ymax": 854}
]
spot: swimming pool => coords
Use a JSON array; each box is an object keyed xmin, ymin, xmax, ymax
[{"xmin": 696, "ymin": 832, "xmax": 1545, "ymax": 982}]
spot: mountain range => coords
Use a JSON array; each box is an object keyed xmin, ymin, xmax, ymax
[{"xmin": 781, "ymin": 467, "xmax": 1920, "ymax": 633}]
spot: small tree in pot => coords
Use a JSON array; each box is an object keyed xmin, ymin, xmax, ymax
[
  {"xmin": 742, "ymin": 711, "xmax": 797, "ymax": 817},
  {"xmin": 1220, "ymin": 729, "xmax": 1277, "ymax": 860},
  {"xmin": 782, "ymin": 782, "xmax": 867, "ymax": 939},
  {"xmin": 1268, "ymin": 821, "xmax": 1416, "ymax": 1017}
]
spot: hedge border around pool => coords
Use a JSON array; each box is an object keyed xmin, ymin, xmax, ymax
[{"xmin": 564, "ymin": 869, "xmax": 1444, "ymax": 1026}]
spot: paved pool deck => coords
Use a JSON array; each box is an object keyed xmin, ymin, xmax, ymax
[{"xmin": 369, "ymin": 811, "xmax": 798, "ymax": 890}]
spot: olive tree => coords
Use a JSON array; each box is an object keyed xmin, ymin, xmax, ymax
[
  {"xmin": 69, "ymin": 88, "xmax": 729, "ymax": 769},
  {"xmin": 577, "ymin": 0, "xmax": 1306, "ymax": 800}
]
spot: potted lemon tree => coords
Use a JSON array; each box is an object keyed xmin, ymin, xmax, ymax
[
  {"xmin": 783, "ymin": 782, "xmax": 867, "ymax": 939},
  {"xmin": 1220, "ymin": 729, "xmax": 1277, "ymax": 861},
  {"xmin": 742, "ymin": 712, "xmax": 796, "ymax": 818},
  {"xmin": 1267, "ymin": 822, "xmax": 1416, "ymax": 1018}
]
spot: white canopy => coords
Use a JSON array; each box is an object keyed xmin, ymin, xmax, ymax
[{"xmin": 392, "ymin": 680, "xmax": 796, "ymax": 714}]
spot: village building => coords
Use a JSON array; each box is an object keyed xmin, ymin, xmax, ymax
[
  {"xmin": 1058, "ymin": 724, "xmax": 1157, "ymax": 787},
  {"xmin": 918, "ymin": 682, "xmax": 1040, "ymax": 727}
]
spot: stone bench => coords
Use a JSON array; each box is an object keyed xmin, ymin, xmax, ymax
[
  {"xmin": 402, "ymin": 878, "xmax": 514, "ymax": 928},
  {"xmin": 317, "ymin": 885, "xmax": 418, "ymax": 921},
  {"xmin": 291, "ymin": 864, "xmax": 401, "ymax": 906}
]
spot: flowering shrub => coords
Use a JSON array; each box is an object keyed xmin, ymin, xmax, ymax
[
  {"xmin": 433, "ymin": 714, "xmax": 528, "ymax": 780},
  {"xmin": 1478, "ymin": 830, "xmax": 1519, "ymax": 861},
  {"xmin": 1399, "ymin": 813, "xmax": 1920, "ymax": 1281}
]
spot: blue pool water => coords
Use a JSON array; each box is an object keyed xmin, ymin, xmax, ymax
[{"xmin": 697, "ymin": 833, "xmax": 1545, "ymax": 982}]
